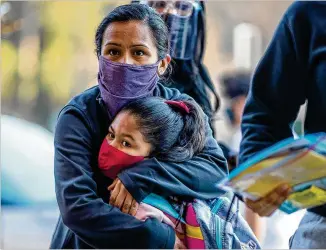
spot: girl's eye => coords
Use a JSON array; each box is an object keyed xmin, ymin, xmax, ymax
[
  {"xmin": 107, "ymin": 132, "xmax": 115, "ymax": 140},
  {"xmin": 122, "ymin": 141, "xmax": 131, "ymax": 147},
  {"xmin": 134, "ymin": 50, "xmax": 145, "ymax": 56},
  {"xmin": 108, "ymin": 49, "xmax": 120, "ymax": 56}
]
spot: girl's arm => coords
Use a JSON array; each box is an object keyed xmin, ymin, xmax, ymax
[{"xmin": 117, "ymin": 86, "xmax": 228, "ymax": 202}]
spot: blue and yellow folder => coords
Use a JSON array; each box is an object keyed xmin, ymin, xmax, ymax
[{"xmin": 219, "ymin": 133, "xmax": 326, "ymax": 214}]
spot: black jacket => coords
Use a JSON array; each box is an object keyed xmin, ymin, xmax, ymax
[{"xmin": 50, "ymin": 83, "xmax": 227, "ymax": 248}]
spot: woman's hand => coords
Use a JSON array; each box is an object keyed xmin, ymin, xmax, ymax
[
  {"xmin": 244, "ymin": 184, "xmax": 292, "ymax": 217},
  {"xmin": 108, "ymin": 178, "xmax": 139, "ymax": 216}
]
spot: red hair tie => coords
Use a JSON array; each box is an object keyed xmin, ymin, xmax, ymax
[{"xmin": 165, "ymin": 100, "xmax": 190, "ymax": 114}]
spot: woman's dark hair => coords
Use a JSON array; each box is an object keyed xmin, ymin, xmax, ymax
[
  {"xmin": 95, "ymin": 4, "xmax": 169, "ymax": 60},
  {"xmin": 120, "ymin": 97, "xmax": 206, "ymax": 162}
]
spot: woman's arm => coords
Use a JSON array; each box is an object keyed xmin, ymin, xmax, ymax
[
  {"xmin": 118, "ymin": 87, "xmax": 228, "ymax": 202},
  {"xmin": 54, "ymin": 105, "xmax": 175, "ymax": 249},
  {"xmin": 239, "ymin": 3, "xmax": 307, "ymax": 165}
]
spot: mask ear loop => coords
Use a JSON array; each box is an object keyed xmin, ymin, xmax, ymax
[{"xmin": 158, "ymin": 67, "xmax": 165, "ymax": 76}]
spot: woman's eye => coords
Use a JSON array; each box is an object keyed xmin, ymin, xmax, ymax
[
  {"xmin": 134, "ymin": 50, "xmax": 145, "ymax": 56},
  {"xmin": 108, "ymin": 49, "xmax": 120, "ymax": 56},
  {"xmin": 107, "ymin": 132, "xmax": 115, "ymax": 140},
  {"xmin": 122, "ymin": 141, "xmax": 131, "ymax": 147}
]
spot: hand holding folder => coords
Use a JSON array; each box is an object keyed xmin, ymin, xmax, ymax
[{"xmin": 219, "ymin": 133, "xmax": 326, "ymax": 214}]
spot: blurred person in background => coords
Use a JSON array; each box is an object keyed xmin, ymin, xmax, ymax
[
  {"xmin": 133, "ymin": 0, "xmax": 220, "ymax": 136},
  {"xmin": 219, "ymin": 71, "xmax": 302, "ymax": 248},
  {"xmin": 239, "ymin": 1, "xmax": 326, "ymax": 248},
  {"xmin": 220, "ymin": 71, "xmax": 251, "ymax": 153},
  {"xmin": 219, "ymin": 71, "xmax": 265, "ymax": 242},
  {"xmin": 51, "ymin": 4, "xmax": 227, "ymax": 249}
]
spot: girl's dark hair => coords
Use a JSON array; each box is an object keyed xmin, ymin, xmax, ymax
[
  {"xmin": 95, "ymin": 4, "xmax": 169, "ymax": 60},
  {"xmin": 120, "ymin": 97, "xmax": 206, "ymax": 162}
]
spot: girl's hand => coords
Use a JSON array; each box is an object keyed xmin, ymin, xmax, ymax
[
  {"xmin": 244, "ymin": 183, "xmax": 292, "ymax": 217},
  {"xmin": 174, "ymin": 234, "xmax": 186, "ymax": 249},
  {"xmin": 108, "ymin": 178, "xmax": 139, "ymax": 216}
]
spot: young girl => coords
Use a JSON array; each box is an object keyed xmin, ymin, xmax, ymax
[
  {"xmin": 98, "ymin": 96, "xmax": 261, "ymax": 249},
  {"xmin": 98, "ymin": 96, "xmax": 206, "ymax": 247},
  {"xmin": 98, "ymin": 96, "xmax": 205, "ymax": 175}
]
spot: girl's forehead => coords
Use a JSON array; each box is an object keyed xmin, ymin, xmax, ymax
[
  {"xmin": 111, "ymin": 112, "xmax": 149, "ymax": 144},
  {"xmin": 111, "ymin": 112, "xmax": 138, "ymax": 132}
]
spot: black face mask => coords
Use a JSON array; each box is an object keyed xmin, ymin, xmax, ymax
[{"xmin": 163, "ymin": 2, "xmax": 201, "ymax": 60}]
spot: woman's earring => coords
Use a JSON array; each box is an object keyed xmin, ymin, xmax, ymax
[{"xmin": 159, "ymin": 69, "xmax": 164, "ymax": 75}]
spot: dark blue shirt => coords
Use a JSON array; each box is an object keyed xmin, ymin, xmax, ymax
[
  {"xmin": 50, "ymin": 83, "xmax": 227, "ymax": 249},
  {"xmin": 239, "ymin": 1, "xmax": 326, "ymax": 216}
]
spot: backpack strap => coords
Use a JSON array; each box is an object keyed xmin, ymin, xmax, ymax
[
  {"xmin": 142, "ymin": 193, "xmax": 185, "ymax": 223},
  {"xmin": 143, "ymin": 194, "xmax": 205, "ymax": 248}
]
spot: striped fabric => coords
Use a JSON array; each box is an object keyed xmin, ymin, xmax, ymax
[{"xmin": 142, "ymin": 193, "xmax": 261, "ymax": 249}]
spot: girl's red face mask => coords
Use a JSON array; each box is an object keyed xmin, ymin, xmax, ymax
[{"xmin": 98, "ymin": 138, "xmax": 144, "ymax": 179}]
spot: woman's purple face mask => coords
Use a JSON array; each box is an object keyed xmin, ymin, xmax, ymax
[{"xmin": 97, "ymin": 20, "xmax": 171, "ymax": 117}]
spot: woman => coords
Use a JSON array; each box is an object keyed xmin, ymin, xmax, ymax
[{"xmin": 50, "ymin": 4, "xmax": 227, "ymax": 249}]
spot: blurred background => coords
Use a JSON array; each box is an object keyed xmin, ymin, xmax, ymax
[{"xmin": 1, "ymin": 1, "xmax": 306, "ymax": 249}]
